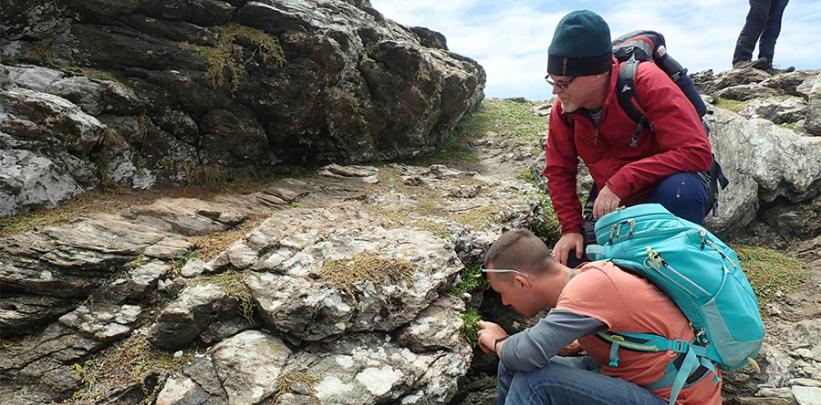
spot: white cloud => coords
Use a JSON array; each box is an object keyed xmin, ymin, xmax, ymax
[{"xmin": 370, "ymin": 0, "xmax": 821, "ymax": 100}]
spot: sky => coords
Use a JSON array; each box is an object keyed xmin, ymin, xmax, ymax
[{"xmin": 369, "ymin": 0, "xmax": 821, "ymax": 101}]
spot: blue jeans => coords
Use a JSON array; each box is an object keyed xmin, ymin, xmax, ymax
[{"xmin": 497, "ymin": 356, "xmax": 666, "ymax": 405}]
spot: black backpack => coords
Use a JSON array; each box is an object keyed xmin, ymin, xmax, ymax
[{"xmin": 611, "ymin": 30, "xmax": 729, "ymax": 216}]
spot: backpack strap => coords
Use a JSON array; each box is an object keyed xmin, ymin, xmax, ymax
[
  {"xmin": 617, "ymin": 58, "xmax": 649, "ymax": 148},
  {"xmin": 597, "ymin": 332, "xmax": 720, "ymax": 405},
  {"xmin": 616, "ymin": 59, "xmax": 731, "ymax": 216}
]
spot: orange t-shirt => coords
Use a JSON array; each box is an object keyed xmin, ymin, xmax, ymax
[{"xmin": 557, "ymin": 261, "xmax": 722, "ymax": 405}]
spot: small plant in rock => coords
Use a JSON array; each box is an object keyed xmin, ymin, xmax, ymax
[
  {"xmin": 196, "ymin": 270, "xmax": 256, "ymax": 324},
  {"xmin": 171, "ymin": 250, "xmax": 199, "ymax": 275},
  {"xmin": 459, "ymin": 307, "xmax": 482, "ymax": 346},
  {"xmin": 272, "ymin": 369, "xmax": 319, "ymax": 403},
  {"xmin": 517, "ymin": 167, "xmax": 536, "ymax": 183},
  {"xmin": 177, "ymin": 23, "xmax": 285, "ymax": 94},
  {"xmin": 127, "ymin": 254, "xmax": 146, "ymax": 269},
  {"xmin": 449, "ymin": 264, "xmax": 489, "ymax": 297}
]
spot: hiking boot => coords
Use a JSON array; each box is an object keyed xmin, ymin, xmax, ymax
[
  {"xmin": 767, "ymin": 65, "xmax": 796, "ymax": 74},
  {"xmin": 733, "ymin": 57, "xmax": 769, "ymax": 70}
]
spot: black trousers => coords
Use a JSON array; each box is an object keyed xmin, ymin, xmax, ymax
[{"xmin": 732, "ymin": 0, "xmax": 789, "ymax": 65}]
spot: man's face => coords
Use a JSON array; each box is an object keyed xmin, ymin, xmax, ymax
[
  {"xmin": 487, "ymin": 272, "xmax": 541, "ymax": 317},
  {"xmin": 549, "ymin": 74, "xmax": 598, "ymax": 113}
]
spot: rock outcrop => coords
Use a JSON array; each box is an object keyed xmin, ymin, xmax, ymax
[
  {"xmin": 0, "ymin": 0, "xmax": 485, "ymax": 216},
  {"xmin": 0, "ymin": 157, "xmax": 546, "ymax": 403},
  {"xmin": 691, "ymin": 68, "xmax": 821, "ymax": 237}
]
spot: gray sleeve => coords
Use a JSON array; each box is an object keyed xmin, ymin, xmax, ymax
[{"xmin": 498, "ymin": 309, "xmax": 606, "ymax": 372}]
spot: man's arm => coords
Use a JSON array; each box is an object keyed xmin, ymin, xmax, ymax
[
  {"xmin": 544, "ymin": 102, "xmax": 583, "ymax": 234},
  {"xmin": 606, "ymin": 63, "xmax": 713, "ymax": 200},
  {"xmin": 498, "ymin": 309, "xmax": 605, "ymax": 372}
]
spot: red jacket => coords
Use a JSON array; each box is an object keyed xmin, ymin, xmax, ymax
[{"xmin": 544, "ymin": 59, "xmax": 713, "ymax": 235}]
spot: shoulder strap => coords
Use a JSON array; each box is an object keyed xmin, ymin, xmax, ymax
[
  {"xmin": 617, "ymin": 58, "xmax": 649, "ymax": 147},
  {"xmin": 617, "ymin": 58, "xmax": 644, "ymax": 123}
]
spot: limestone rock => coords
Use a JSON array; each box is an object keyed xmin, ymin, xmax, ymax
[
  {"xmin": 704, "ymin": 109, "xmax": 821, "ymax": 234},
  {"xmin": 806, "ymin": 73, "xmax": 821, "ymax": 136}
]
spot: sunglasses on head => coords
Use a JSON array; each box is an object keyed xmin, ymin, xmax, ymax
[
  {"xmin": 480, "ymin": 264, "xmax": 529, "ymax": 278},
  {"xmin": 544, "ymin": 75, "xmax": 577, "ymax": 89}
]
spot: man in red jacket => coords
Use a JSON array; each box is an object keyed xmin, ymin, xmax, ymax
[{"xmin": 544, "ymin": 10, "xmax": 713, "ymax": 266}]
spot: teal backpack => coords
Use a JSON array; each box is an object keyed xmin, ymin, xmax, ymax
[{"xmin": 585, "ymin": 203, "xmax": 764, "ymax": 405}]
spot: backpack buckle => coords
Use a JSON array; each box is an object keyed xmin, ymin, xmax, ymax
[{"xmin": 671, "ymin": 340, "xmax": 689, "ymax": 353}]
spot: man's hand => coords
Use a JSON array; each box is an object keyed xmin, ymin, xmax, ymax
[
  {"xmin": 559, "ymin": 340, "xmax": 583, "ymax": 356},
  {"xmin": 477, "ymin": 321, "xmax": 508, "ymax": 355},
  {"xmin": 551, "ymin": 232, "xmax": 583, "ymax": 265},
  {"xmin": 593, "ymin": 185, "xmax": 622, "ymax": 219}
]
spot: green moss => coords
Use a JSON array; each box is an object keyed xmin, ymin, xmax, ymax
[
  {"xmin": 714, "ymin": 97, "xmax": 747, "ymax": 113},
  {"xmin": 449, "ymin": 264, "xmax": 489, "ymax": 297},
  {"xmin": 452, "ymin": 204, "xmax": 502, "ymax": 231},
  {"xmin": 319, "ymin": 254, "xmax": 414, "ymax": 295},
  {"xmin": 735, "ymin": 245, "xmax": 807, "ymax": 312},
  {"xmin": 178, "ymin": 23, "xmax": 285, "ymax": 94},
  {"xmin": 777, "ymin": 122, "xmax": 797, "ymax": 130},
  {"xmin": 23, "ymin": 42, "xmax": 56, "ymax": 66},
  {"xmin": 273, "ymin": 370, "xmax": 319, "ymax": 403},
  {"xmin": 517, "ymin": 168, "xmax": 536, "ymax": 183},
  {"xmin": 459, "ymin": 307, "xmax": 482, "ymax": 346},
  {"xmin": 527, "ymin": 191, "xmax": 562, "ymax": 246}
]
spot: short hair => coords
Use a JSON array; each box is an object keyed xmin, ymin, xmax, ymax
[{"xmin": 483, "ymin": 229, "xmax": 557, "ymax": 276}]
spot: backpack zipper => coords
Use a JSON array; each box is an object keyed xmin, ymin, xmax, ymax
[{"xmin": 644, "ymin": 248, "xmax": 710, "ymax": 298}]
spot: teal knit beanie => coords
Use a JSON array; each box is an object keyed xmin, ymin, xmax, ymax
[{"xmin": 547, "ymin": 10, "xmax": 612, "ymax": 76}]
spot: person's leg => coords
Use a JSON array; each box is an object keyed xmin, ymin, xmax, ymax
[
  {"xmin": 496, "ymin": 360, "xmax": 514, "ymax": 405},
  {"xmin": 733, "ymin": 0, "xmax": 772, "ymax": 64},
  {"xmin": 757, "ymin": 0, "xmax": 789, "ymax": 64},
  {"xmin": 647, "ymin": 173, "xmax": 708, "ymax": 225},
  {"xmin": 497, "ymin": 357, "xmax": 598, "ymax": 404},
  {"xmin": 502, "ymin": 356, "xmax": 666, "ymax": 405}
]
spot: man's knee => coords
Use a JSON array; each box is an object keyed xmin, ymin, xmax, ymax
[{"xmin": 649, "ymin": 173, "xmax": 707, "ymax": 224}]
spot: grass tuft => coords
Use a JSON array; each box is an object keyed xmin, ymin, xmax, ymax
[
  {"xmin": 272, "ymin": 369, "xmax": 319, "ymax": 403},
  {"xmin": 714, "ymin": 97, "xmax": 747, "ymax": 113},
  {"xmin": 319, "ymin": 254, "xmax": 414, "ymax": 295},
  {"xmin": 194, "ymin": 271, "xmax": 255, "ymax": 324},
  {"xmin": 735, "ymin": 245, "xmax": 807, "ymax": 312},
  {"xmin": 68, "ymin": 334, "xmax": 194, "ymax": 403},
  {"xmin": 177, "ymin": 23, "xmax": 284, "ymax": 94}
]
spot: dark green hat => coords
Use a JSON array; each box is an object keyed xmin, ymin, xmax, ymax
[{"xmin": 547, "ymin": 10, "xmax": 612, "ymax": 76}]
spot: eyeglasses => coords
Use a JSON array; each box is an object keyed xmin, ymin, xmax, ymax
[
  {"xmin": 480, "ymin": 264, "xmax": 529, "ymax": 277},
  {"xmin": 545, "ymin": 75, "xmax": 577, "ymax": 90}
]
